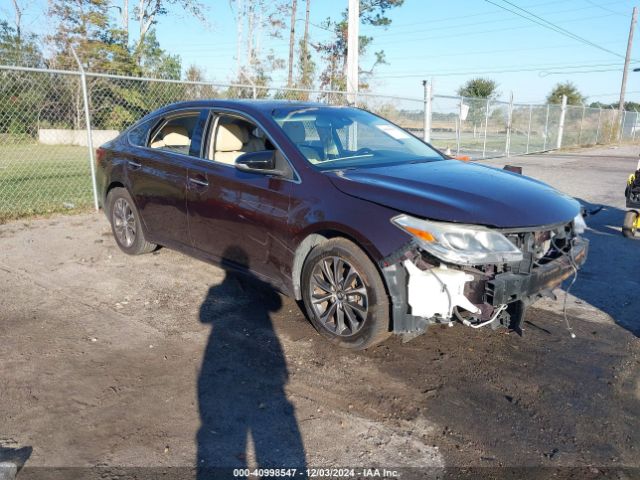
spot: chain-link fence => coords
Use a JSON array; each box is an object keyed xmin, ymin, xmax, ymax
[{"xmin": 1, "ymin": 64, "xmax": 639, "ymax": 222}]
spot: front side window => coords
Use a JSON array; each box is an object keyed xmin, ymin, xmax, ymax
[
  {"xmin": 149, "ymin": 114, "xmax": 200, "ymax": 155},
  {"xmin": 205, "ymin": 112, "xmax": 295, "ymax": 180},
  {"xmin": 208, "ymin": 114, "xmax": 275, "ymax": 165},
  {"xmin": 272, "ymin": 107, "xmax": 444, "ymax": 170}
]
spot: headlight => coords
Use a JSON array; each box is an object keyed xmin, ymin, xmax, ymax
[
  {"xmin": 392, "ymin": 214, "xmax": 523, "ymax": 265},
  {"xmin": 573, "ymin": 213, "xmax": 586, "ymax": 235}
]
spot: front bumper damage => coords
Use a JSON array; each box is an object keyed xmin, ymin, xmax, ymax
[{"xmin": 380, "ymin": 227, "xmax": 589, "ymax": 340}]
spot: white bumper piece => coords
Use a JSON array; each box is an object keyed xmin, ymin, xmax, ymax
[{"xmin": 404, "ymin": 260, "xmax": 481, "ymax": 319}]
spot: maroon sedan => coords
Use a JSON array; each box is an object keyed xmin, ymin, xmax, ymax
[{"xmin": 96, "ymin": 101, "xmax": 587, "ymax": 349}]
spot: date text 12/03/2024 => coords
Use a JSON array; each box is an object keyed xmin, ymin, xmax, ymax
[{"xmin": 232, "ymin": 468, "xmax": 400, "ymax": 478}]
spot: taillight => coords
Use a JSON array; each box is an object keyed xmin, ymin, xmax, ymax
[{"xmin": 96, "ymin": 147, "xmax": 106, "ymax": 166}]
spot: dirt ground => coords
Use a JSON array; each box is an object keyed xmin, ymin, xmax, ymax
[{"xmin": 0, "ymin": 145, "xmax": 639, "ymax": 478}]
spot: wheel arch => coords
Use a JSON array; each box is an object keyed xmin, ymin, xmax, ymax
[
  {"xmin": 104, "ymin": 181, "xmax": 126, "ymax": 216},
  {"xmin": 291, "ymin": 228, "xmax": 386, "ymax": 301}
]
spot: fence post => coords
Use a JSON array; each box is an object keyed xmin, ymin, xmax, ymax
[
  {"xmin": 456, "ymin": 96, "xmax": 463, "ymax": 156},
  {"xmin": 596, "ymin": 108, "xmax": 602, "ymax": 143},
  {"xmin": 422, "ymin": 80, "xmax": 432, "ymax": 143},
  {"xmin": 578, "ymin": 104, "xmax": 586, "ymax": 145},
  {"xmin": 70, "ymin": 48, "xmax": 99, "ymax": 211},
  {"xmin": 620, "ymin": 109, "xmax": 627, "ymax": 141},
  {"xmin": 526, "ymin": 104, "xmax": 533, "ymax": 154},
  {"xmin": 609, "ymin": 107, "xmax": 616, "ymax": 143},
  {"xmin": 556, "ymin": 94, "xmax": 567, "ymax": 149},
  {"xmin": 634, "ymin": 109, "xmax": 639, "ymax": 141},
  {"xmin": 482, "ymin": 99, "xmax": 490, "ymax": 159},
  {"xmin": 505, "ymin": 92, "xmax": 513, "ymax": 156},
  {"xmin": 543, "ymin": 104, "xmax": 550, "ymax": 150}
]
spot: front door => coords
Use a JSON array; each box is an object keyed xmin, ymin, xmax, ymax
[{"xmin": 186, "ymin": 111, "xmax": 294, "ymax": 287}]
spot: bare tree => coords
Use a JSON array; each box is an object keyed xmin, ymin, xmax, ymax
[
  {"xmin": 287, "ymin": 0, "xmax": 297, "ymax": 87},
  {"xmin": 303, "ymin": 0, "xmax": 310, "ymax": 54},
  {"xmin": 122, "ymin": 0, "xmax": 129, "ymax": 38},
  {"xmin": 297, "ymin": 0, "xmax": 314, "ymax": 91},
  {"xmin": 10, "ymin": 0, "xmax": 22, "ymax": 38},
  {"xmin": 134, "ymin": 0, "xmax": 206, "ymax": 53},
  {"xmin": 230, "ymin": 0, "xmax": 286, "ymax": 83}
]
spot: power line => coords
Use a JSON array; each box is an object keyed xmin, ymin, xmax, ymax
[
  {"xmin": 369, "ymin": 0, "xmax": 579, "ymax": 30},
  {"xmin": 584, "ymin": 0, "xmax": 628, "ymax": 17},
  {"xmin": 375, "ymin": 61, "xmax": 633, "ymax": 78},
  {"xmin": 365, "ymin": 12, "xmax": 618, "ymax": 48},
  {"xmin": 381, "ymin": 59, "xmax": 623, "ymax": 76},
  {"xmin": 382, "ymin": 40, "xmax": 622, "ymax": 63},
  {"xmin": 588, "ymin": 90, "xmax": 640, "ymax": 97},
  {"xmin": 370, "ymin": 0, "xmax": 627, "ymax": 40},
  {"xmin": 485, "ymin": 0, "xmax": 626, "ymax": 59}
]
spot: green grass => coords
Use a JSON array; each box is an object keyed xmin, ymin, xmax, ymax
[{"xmin": 0, "ymin": 143, "xmax": 94, "ymax": 223}]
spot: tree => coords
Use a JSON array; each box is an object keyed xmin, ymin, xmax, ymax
[
  {"xmin": 547, "ymin": 81, "xmax": 585, "ymax": 106},
  {"xmin": 0, "ymin": 22, "xmax": 49, "ymax": 137},
  {"xmin": 184, "ymin": 65, "xmax": 218, "ymax": 99},
  {"xmin": 297, "ymin": 0, "xmax": 314, "ymax": 90},
  {"xmin": 47, "ymin": 0, "xmax": 133, "ymax": 73},
  {"xmin": 10, "ymin": 0, "xmax": 21, "ymax": 38},
  {"xmin": 137, "ymin": 30, "xmax": 181, "ymax": 79},
  {"xmin": 457, "ymin": 78, "xmax": 499, "ymax": 99},
  {"xmin": 0, "ymin": 21, "xmax": 44, "ymax": 67},
  {"xmin": 286, "ymin": 0, "xmax": 297, "ymax": 86},
  {"xmin": 313, "ymin": 0, "xmax": 404, "ymax": 91},
  {"xmin": 589, "ymin": 101, "xmax": 640, "ymax": 111},
  {"xmin": 229, "ymin": 0, "xmax": 286, "ymax": 89},
  {"xmin": 133, "ymin": 0, "xmax": 206, "ymax": 59}
]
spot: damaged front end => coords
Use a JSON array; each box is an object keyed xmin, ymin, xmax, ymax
[{"xmin": 381, "ymin": 215, "xmax": 589, "ymax": 340}]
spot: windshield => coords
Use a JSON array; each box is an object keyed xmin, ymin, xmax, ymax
[{"xmin": 272, "ymin": 106, "xmax": 444, "ymax": 170}]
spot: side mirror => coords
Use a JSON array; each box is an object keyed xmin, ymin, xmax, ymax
[{"xmin": 235, "ymin": 150, "xmax": 284, "ymax": 176}]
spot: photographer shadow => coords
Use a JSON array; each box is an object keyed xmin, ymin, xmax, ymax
[{"xmin": 196, "ymin": 246, "xmax": 306, "ymax": 477}]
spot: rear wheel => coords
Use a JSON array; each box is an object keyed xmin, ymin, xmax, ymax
[
  {"xmin": 107, "ymin": 187, "xmax": 156, "ymax": 255},
  {"xmin": 301, "ymin": 238, "xmax": 390, "ymax": 350},
  {"xmin": 623, "ymin": 210, "xmax": 639, "ymax": 238}
]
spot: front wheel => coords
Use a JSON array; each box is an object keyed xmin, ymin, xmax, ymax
[
  {"xmin": 301, "ymin": 238, "xmax": 390, "ymax": 350},
  {"xmin": 623, "ymin": 210, "xmax": 639, "ymax": 238}
]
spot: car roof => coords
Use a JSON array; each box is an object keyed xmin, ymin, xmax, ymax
[{"xmin": 154, "ymin": 99, "xmax": 332, "ymax": 116}]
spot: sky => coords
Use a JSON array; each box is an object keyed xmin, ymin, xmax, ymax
[{"xmin": 4, "ymin": 0, "xmax": 640, "ymax": 105}]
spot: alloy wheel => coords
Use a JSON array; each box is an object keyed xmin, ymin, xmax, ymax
[
  {"xmin": 113, "ymin": 197, "xmax": 136, "ymax": 248},
  {"xmin": 309, "ymin": 256, "xmax": 368, "ymax": 336}
]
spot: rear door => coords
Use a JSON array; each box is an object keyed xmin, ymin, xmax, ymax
[
  {"xmin": 126, "ymin": 109, "xmax": 207, "ymax": 247},
  {"xmin": 186, "ymin": 110, "xmax": 295, "ymax": 288}
]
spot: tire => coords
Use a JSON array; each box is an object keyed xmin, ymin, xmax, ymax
[
  {"xmin": 301, "ymin": 238, "xmax": 391, "ymax": 350},
  {"xmin": 106, "ymin": 187, "xmax": 156, "ymax": 255},
  {"xmin": 623, "ymin": 210, "xmax": 639, "ymax": 238}
]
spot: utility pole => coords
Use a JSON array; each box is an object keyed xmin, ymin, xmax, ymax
[
  {"xmin": 287, "ymin": 0, "xmax": 298, "ymax": 87},
  {"xmin": 618, "ymin": 6, "xmax": 638, "ymax": 115},
  {"xmin": 346, "ymin": 0, "xmax": 359, "ymax": 103}
]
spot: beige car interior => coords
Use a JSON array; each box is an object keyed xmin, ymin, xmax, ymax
[
  {"xmin": 211, "ymin": 121, "xmax": 267, "ymax": 165},
  {"xmin": 282, "ymin": 121, "xmax": 321, "ymax": 163},
  {"xmin": 150, "ymin": 125, "xmax": 191, "ymax": 152}
]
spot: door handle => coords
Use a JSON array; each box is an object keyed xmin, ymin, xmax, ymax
[
  {"xmin": 188, "ymin": 177, "xmax": 209, "ymax": 187},
  {"xmin": 128, "ymin": 160, "xmax": 142, "ymax": 170}
]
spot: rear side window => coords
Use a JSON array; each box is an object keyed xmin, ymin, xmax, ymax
[
  {"xmin": 127, "ymin": 118, "xmax": 156, "ymax": 146},
  {"xmin": 149, "ymin": 114, "xmax": 200, "ymax": 155}
]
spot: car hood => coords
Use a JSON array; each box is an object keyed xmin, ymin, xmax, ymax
[{"xmin": 325, "ymin": 160, "xmax": 580, "ymax": 228}]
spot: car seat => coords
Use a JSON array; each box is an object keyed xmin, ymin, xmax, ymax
[
  {"xmin": 282, "ymin": 121, "xmax": 321, "ymax": 162},
  {"xmin": 150, "ymin": 125, "xmax": 190, "ymax": 153},
  {"xmin": 214, "ymin": 124, "xmax": 252, "ymax": 165}
]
